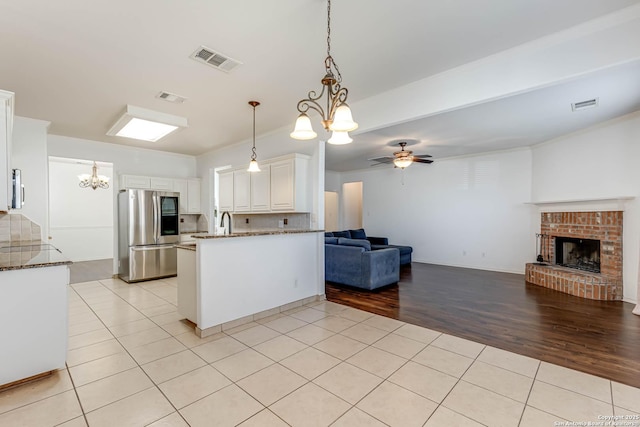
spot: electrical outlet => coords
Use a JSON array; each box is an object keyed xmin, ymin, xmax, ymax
[
  {"xmin": 294, "ymin": 279, "xmax": 298, "ymax": 288},
  {"xmin": 283, "ymin": 218, "xmax": 288, "ymax": 225},
  {"xmin": 245, "ymin": 218, "xmax": 249, "ymax": 224},
  {"xmin": 180, "ymin": 218, "xmax": 184, "ymax": 223},
  {"xmin": 278, "ymin": 220, "xmax": 284, "ymax": 228}
]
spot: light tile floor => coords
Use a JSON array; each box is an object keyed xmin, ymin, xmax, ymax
[{"xmin": 1, "ymin": 277, "xmax": 639, "ymax": 426}]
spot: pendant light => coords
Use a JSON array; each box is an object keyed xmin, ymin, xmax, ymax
[
  {"xmin": 290, "ymin": 0, "xmax": 358, "ymax": 144},
  {"xmin": 247, "ymin": 101, "xmax": 261, "ymax": 172}
]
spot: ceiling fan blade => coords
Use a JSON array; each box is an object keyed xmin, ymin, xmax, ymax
[
  {"xmin": 413, "ymin": 154, "xmax": 432, "ymax": 158},
  {"xmin": 368, "ymin": 157, "xmax": 394, "ymax": 163},
  {"xmin": 413, "ymin": 158, "xmax": 434, "ymax": 164}
]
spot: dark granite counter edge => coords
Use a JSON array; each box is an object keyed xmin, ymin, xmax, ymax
[
  {"xmin": 193, "ymin": 230, "xmax": 324, "ymax": 239},
  {"xmin": 0, "ymin": 260, "xmax": 73, "ymax": 272}
]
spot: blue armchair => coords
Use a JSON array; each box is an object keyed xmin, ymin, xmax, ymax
[{"xmin": 325, "ymin": 238, "xmax": 400, "ymax": 290}]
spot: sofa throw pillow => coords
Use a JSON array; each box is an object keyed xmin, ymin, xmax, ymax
[
  {"xmin": 338, "ymin": 237, "xmax": 371, "ymax": 251},
  {"xmin": 332, "ymin": 230, "xmax": 351, "ymax": 238},
  {"xmin": 348, "ymin": 228, "xmax": 367, "ymax": 240},
  {"xmin": 325, "ymin": 237, "xmax": 339, "ymax": 245},
  {"xmin": 324, "ymin": 232, "xmax": 334, "ymax": 237}
]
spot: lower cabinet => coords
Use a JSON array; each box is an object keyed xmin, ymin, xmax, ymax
[{"xmin": 0, "ymin": 265, "xmax": 69, "ymax": 387}]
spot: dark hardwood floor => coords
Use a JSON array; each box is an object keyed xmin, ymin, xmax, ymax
[{"xmin": 326, "ymin": 262, "xmax": 640, "ymax": 388}]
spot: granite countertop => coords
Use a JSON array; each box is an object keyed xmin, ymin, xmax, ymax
[
  {"xmin": 180, "ymin": 231, "xmax": 209, "ymax": 235},
  {"xmin": 192, "ymin": 229, "xmax": 324, "ymax": 239},
  {"xmin": 176, "ymin": 243, "xmax": 196, "ymax": 251},
  {"xmin": 0, "ymin": 243, "xmax": 73, "ymax": 271}
]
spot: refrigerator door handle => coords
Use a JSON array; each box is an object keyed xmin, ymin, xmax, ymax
[
  {"xmin": 152, "ymin": 192, "xmax": 159, "ymax": 244},
  {"xmin": 131, "ymin": 244, "xmax": 176, "ymax": 251}
]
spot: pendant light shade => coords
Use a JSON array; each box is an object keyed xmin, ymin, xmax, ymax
[
  {"xmin": 247, "ymin": 101, "xmax": 261, "ymax": 172},
  {"xmin": 329, "ymin": 104, "xmax": 358, "ymax": 132},
  {"xmin": 290, "ymin": 113, "xmax": 318, "ymax": 140},
  {"xmin": 327, "ymin": 130, "xmax": 353, "ymax": 145}
]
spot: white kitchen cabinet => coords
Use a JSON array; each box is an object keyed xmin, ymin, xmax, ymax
[
  {"xmin": 173, "ymin": 179, "xmax": 188, "ymax": 213},
  {"xmin": 0, "ymin": 265, "xmax": 69, "ymax": 387},
  {"xmin": 270, "ymin": 155, "xmax": 310, "ymax": 212},
  {"xmin": 0, "ymin": 90, "xmax": 14, "ymax": 212},
  {"xmin": 233, "ymin": 170, "xmax": 251, "ymax": 212},
  {"xmin": 250, "ymin": 165, "xmax": 270, "ymax": 212},
  {"xmin": 150, "ymin": 177, "xmax": 173, "ymax": 191},
  {"xmin": 120, "ymin": 175, "xmax": 151, "ymax": 189},
  {"xmin": 218, "ymin": 171, "xmax": 234, "ymax": 212},
  {"xmin": 187, "ymin": 179, "xmax": 201, "ymax": 213}
]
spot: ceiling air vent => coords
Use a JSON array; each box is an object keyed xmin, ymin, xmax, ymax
[
  {"xmin": 571, "ymin": 98, "xmax": 598, "ymax": 112},
  {"xmin": 156, "ymin": 91, "xmax": 187, "ymax": 104},
  {"xmin": 190, "ymin": 46, "xmax": 242, "ymax": 73}
]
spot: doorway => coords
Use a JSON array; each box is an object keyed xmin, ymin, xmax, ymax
[
  {"xmin": 324, "ymin": 191, "xmax": 339, "ymax": 232},
  {"xmin": 48, "ymin": 157, "xmax": 114, "ymax": 264},
  {"xmin": 342, "ymin": 181, "xmax": 363, "ymax": 230}
]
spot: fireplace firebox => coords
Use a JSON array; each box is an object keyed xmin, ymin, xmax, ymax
[{"xmin": 555, "ymin": 237, "xmax": 600, "ymax": 273}]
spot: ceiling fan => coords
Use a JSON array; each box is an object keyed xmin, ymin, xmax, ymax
[{"xmin": 369, "ymin": 142, "xmax": 433, "ymax": 169}]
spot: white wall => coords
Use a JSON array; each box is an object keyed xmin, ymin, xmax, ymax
[
  {"xmin": 48, "ymin": 158, "xmax": 113, "ymax": 262},
  {"xmin": 339, "ymin": 149, "xmax": 534, "ymax": 274},
  {"xmin": 531, "ymin": 112, "xmax": 640, "ymax": 304},
  {"xmin": 12, "ymin": 117, "xmax": 50, "ymax": 239}
]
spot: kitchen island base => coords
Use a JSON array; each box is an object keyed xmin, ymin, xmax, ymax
[{"xmin": 177, "ymin": 230, "xmax": 324, "ymax": 336}]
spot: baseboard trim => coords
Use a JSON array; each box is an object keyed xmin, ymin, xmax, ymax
[{"xmin": 195, "ymin": 294, "xmax": 326, "ymax": 338}]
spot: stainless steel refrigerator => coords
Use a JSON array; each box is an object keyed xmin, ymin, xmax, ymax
[{"xmin": 118, "ymin": 189, "xmax": 179, "ymax": 283}]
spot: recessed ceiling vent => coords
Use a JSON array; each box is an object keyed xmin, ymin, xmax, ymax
[
  {"xmin": 571, "ymin": 98, "xmax": 598, "ymax": 112},
  {"xmin": 156, "ymin": 91, "xmax": 187, "ymax": 104},
  {"xmin": 190, "ymin": 46, "xmax": 242, "ymax": 73}
]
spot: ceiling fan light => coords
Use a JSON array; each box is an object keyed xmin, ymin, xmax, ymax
[
  {"xmin": 329, "ymin": 104, "xmax": 358, "ymax": 132},
  {"xmin": 327, "ymin": 130, "xmax": 353, "ymax": 145},
  {"xmin": 393, "ymin": 157, "xmax": 413, "ymax": 169},
  {"xmin": 290, "ymin": 113, "xmax": 318, "ymax": 140},
  {"xmin": 247, "ymin": 159, "xmax": 261, "ymax": 172}
]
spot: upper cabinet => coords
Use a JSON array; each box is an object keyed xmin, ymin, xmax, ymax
[
  {"xmin": 121, "ymin": 175, "xmax": 201, "ymax": 214},
  {"xmin": 0, "ymin": 90, "xmax": 14, "ymax": 213},
  {"xmin": 217, "ymin": 154, "xmax": 310, "ymax": 214},
  {"xmin": 218, "ymin": 171, "xmax": 234, "ymax": 212},
  {"xmin": 233, "ymin": 170, "xmax": 251, "ymax": 212},
  {"xmin": 250, "ymin": 165, "xmax": 270, "ymax": 212},
  {"xmin": 270, "ymin": 155, "xmax": 309, "ymax": 212}
]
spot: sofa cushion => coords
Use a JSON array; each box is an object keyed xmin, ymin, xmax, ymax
[
  {"xmin": 338, "ymin": 237, "xmax": 371, "ymax": 251},
  {"xmin": 348, "ymin": 228, "xmax": 367, "ymax": 240},
  {"xmin": 325, "ymin": 237, "xmax": 339, "ymax": 245},
  {"xmin": 332, "ymin": 230, "xmax": 351, "ymax": 238},
  {"xmin": 325, "ymin": 232, "xmax": 334, "ymax": 237}
]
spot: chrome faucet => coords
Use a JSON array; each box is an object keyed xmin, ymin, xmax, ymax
[{"xmin": 219, "ymin": 211, "xmax": 232, "ymax": 235}]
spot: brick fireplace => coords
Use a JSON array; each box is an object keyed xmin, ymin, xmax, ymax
[{"xmin": 525, "ymin": 211, "xmax": 623, "ymax": 300}]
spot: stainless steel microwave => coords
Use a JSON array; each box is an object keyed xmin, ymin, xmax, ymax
[{"xmin": 11, "ymin": 168, "xmax": 23, "ymax": 209}]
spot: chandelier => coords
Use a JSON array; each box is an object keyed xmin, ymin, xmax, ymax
[
  {"xmin": 78, "ymin": 162, "xmax": 110, "ymax": 190},
  {"xmin": 290, "ymin": 0, "xmax": 358, "ymax": 145},
  {"xmin": 247, "ymin": 101, "xmax": 261, "ymax": 172}
]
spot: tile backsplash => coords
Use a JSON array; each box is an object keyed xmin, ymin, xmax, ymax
[
  {"xmin": 232, "ymin": 213, "xmax": 311, "ymax": 232},
  {"xmin": 0, "ymin": 213, "xmax": 42, "ymax": 243}
]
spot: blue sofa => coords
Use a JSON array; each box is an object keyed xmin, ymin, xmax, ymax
[
  {"xmin": 325, "ymin": 237, "xmax": 400, "ymax": 290},
  {"xmin": 326, "ymin": 228, "xmax": 413, "ymax": 265}
]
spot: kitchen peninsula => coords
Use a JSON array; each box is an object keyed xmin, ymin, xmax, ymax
[
  {"xmin": 177, "ymin": 230, "xmax": 324, "ymax": 337},
  {"xmin": 0, "ymin": 242, "xmax": 72, "ymax": 388}
]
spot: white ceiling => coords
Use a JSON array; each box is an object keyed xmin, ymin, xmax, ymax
[{"xmin": 1, "ymin": 0, "xmax": 639, "ymax": 167}]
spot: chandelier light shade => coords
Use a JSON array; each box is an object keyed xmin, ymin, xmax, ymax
[
  {"xmin": 291, "ymin": 0, "xmax": 358, "ymax": 144},
  {"xmin": 78, "ymin": 162, "xmax": 110, "ymax": 190},
  {"xmin": 247, "ymin": 101, "xmax": 261, "ymax": 172},
  {"xmin": 393, "ymin": 156, "xmax": 414, "ymax": 169},
  {"xmin": 327, "ymin": 131, "xmax": 352, "ymax": 145}
]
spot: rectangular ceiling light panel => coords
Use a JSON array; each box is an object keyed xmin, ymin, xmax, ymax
[{"xmin": 107, "ymin": 105, "xmax": 188, "ymax": 142}]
